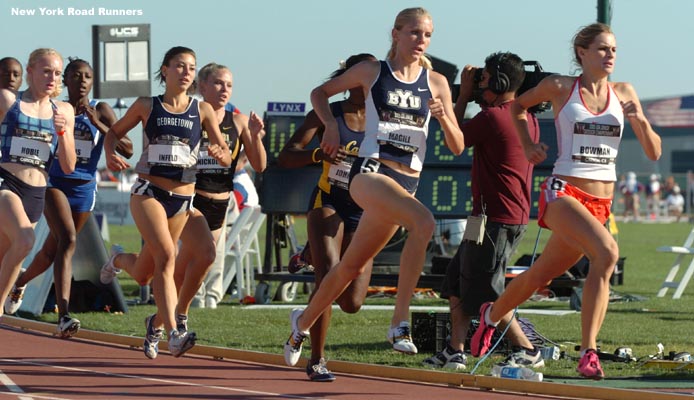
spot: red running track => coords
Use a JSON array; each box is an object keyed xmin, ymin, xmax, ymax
[{"xmin": 0, "ymin": 325, "xmax": 555, "ymax": 400}]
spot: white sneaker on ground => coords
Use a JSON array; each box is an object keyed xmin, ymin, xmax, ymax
[
  {"xmin": 100, "ymin": 244, "xmax": 124, "ymax": 284},
  {"xmin": 57, "ymin": 315, "xmax": 81, "ymax": 338},
  {"xmin": 205, "ymin": 297, "xmax": 217, "ymax": 309},
  {"xmin": 422, "ymin": 346, "xmax": 467, "ymax": 370},
  {"xmin": 283, "ymin": 308, "xmax": 309, "ymax": 366},
  {"xmin": 4, "ymin": 285, "xmax": 26, "ymax": 314},
  {"xmin": 387, "ymin": 321, "xmax": 418, "ymax": 354},
  {"xmin": 499, "ymin": 347, "xmax": 545, "ymax": 368}
]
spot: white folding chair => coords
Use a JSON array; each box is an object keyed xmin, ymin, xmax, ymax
[
  {"xmin": 657, "ymin": 224, "xmax": 694, "ymax": 299},
  {"xmin": 221, "ymin": 205, "xmax": 266, "ymax": 299}
]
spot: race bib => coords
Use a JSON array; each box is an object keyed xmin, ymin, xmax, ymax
[
  {"xmin": 9, "ymin": 136, "xmax": 51, "ymax": 167},
  {"xmin": 148, "ymin": 143, "xmax": 191, "ymax": 166},
  {"xmin": 75, "ymin": 139, "xmax": 93, "ymax": 163},
  {"xmin": 196, "ymin": 149, "xmax": 228, "ymax": 173},
  {"xmin": 376, "ymin": 122, "xmax": 420, "ymax": 153},
  {"xmin": 327, "ymin": 162, "xmax": 352, "ymax": 189},
  {"xmin": 570, "ymin": 122, "xmax": 620, "ymax": 165}
]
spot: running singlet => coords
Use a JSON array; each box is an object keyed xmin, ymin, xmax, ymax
[
  {"xmin": 136, "ymin": 96, "xmax": 202, "ymax": 183},
  {"xmin": 318, "ymin": 102, "xmax": 365, "ymax": 193},
  {"xmin": 0, "ymin": 93, "xmax": 58, "ymax": 170},
  {"xmin": 49, "ymin": 100, "xmax": 103, "ymax": 181},
  {"xmin": 195, "ymin": 109, "xmax": 241, "ymax": 193},
  {"xmin": 359, "ymin": 60, "xmax": 432, "ymax": 172},
  {"xmin": 553, "ymin": 78, "xmax": 624, "ymax": 182}
]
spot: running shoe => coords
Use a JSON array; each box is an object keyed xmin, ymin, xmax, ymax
[
  {"xmin": 470, "ymin": 302, "xmax": 497, "ymax": 357},
  {"xmin": 100, "ymin": 244, "xmax": 124, "ymax": 284},
  {"xmin": 498, "ymin": 347, "xmax": 545, "ymax": 368},
  {"xmin": 284, "ymin": 308, "xmax": 309, "ymax": 366},
  {"xmin": 306, "ymin": 358, "xmax": 336, "ymax": 382},
  {"xmin": 176, "ymin": 314, "xmax": 188, "ymax": 334},
  {"xmin": 4, "ymin": 284, "xmax": 26, "ymax": 315},
  {"xmin": 387, "ymin": 321, "xmax": 418, "ymax": 354},
  {"xmin": 422, "ymin": 346, "xmax": 467, "ymax": 370},
  {"xmin": 288, "ymin": 244, "xmax": 313, "ymax": 274},
  {"xmin": 144, "ymin": 314, "xmax": 164, "ymax": 360},
  {"xmin": 576, "ymin": 349, "xmax": 604, "ymax": 380},
  {"xmin": 57, "ymin": 315, "xmax": 81, "ymax": 338},
  {"xmin": 168, "ymin": 329, "xmax": 197, "ymax": 358}
]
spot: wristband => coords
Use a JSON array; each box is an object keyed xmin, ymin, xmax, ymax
[
  {"xmin": 57, "ymin": 130, "xmax": 65, "ymax": 137},
  {"xmin": 311, "ymin": 148, "xmax": 320, "ymax": 163}
]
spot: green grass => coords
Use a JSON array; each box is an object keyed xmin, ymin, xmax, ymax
[{"xmin": 32, "ymin": 219, "xmax": 694, "ymax": 383}]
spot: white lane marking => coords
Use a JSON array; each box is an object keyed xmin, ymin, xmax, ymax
[
  {"xmin": 1, "ymin": 359, "xmax": 330, "ymax": 399},
  {"xmin": 0, "ymin": 370, "xmax": 34, "ymax": 399},
  {"xmin": 0, "ymin": 391, "xmax": 64, "ymax": 400}
]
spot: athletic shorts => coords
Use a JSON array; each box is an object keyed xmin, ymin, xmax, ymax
[
  {"xmin": 193, "ymin": 194, "xmax": 231, "ymax": 231},
  {"xmin": 538, "ymin": 176, "xmax": 612, "ymax": 229},
  {"xmin": 130, "ymin": 178, "xmax": 193, "ymax": 219},
  {"xmin": 0, "ymin": 166, "xmax": 46, "ymax": 223},
  {"xmin": 348, "ymin": 157, "xmax": 419, "ymax": 195},
  {"xmin": 440, "ymin": 221, "xmax": 526, "ymax": 316},
  {"xmin": 48, "ymin": 176, "xmax": 97, "ymax": 213},
  {"xmin": 308, "ymin": 185, "xmax": 363, "ymax": 233}
]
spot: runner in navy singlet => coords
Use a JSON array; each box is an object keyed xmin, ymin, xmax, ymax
[
  {"xmin": 101, "ymin": 46, "xmax": 232, "ymax": 360},
  {"xmin": 283, "ymin": 8, "xmax": 465, "ymax": 366}
]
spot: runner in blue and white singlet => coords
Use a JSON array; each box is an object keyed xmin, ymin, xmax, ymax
[
  {"xmin": 6, "ymin": 58, "xmax": 133, "ymax": 338},
  {"xmin": 0, "ymin": 48, "xmax": 76, "ymax": 321}
]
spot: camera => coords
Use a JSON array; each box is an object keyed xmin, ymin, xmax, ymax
[{"xmin": 468, "ymin": 60, "xmax": 555, "ymax": 114}]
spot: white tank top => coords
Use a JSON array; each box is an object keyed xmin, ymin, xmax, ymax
[{"xmin": 553, "ymin": 77, "xmax": 624, "ymax": 181}]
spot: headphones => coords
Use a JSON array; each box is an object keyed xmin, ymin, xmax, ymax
[{"xmin": 488, "ymin": 53, "xmax": 511, "ymax": 95}]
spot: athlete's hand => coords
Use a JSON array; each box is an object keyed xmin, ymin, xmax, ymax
[
  {"xmin": 207, "ymin": 143, "xmax": 226, "ymax": 163},
  {"xmin": 106, "ymin": 152, "xmax": 130, "ymax": 172},
  {"xmin": 317, "ymin": 147, "xmax": 348, "ymax": 165},
  {"xmin": 80, "ymin": 104, "xmax": 99, "ymax": 126},
  {"xmin": 621, "ymin": 100, "xmax": 645, "ymax": 122},
  {"xmin": 248, "ymin": 111, "xmax": 265, "ymax": 137},
  {"xmin": 53, "ymin": 107, "xmax": 67, "ymax": 135},
  {"xmin": 524, "ymin": 142, "xmax": 549, "ymax": 165},
  {"xmin": 428, "ymin": 98, "xmax": 445, "ymax": 119},
  {"xmin": 320, "ymin": 123, "xmax": 340, "ymax": 158}
]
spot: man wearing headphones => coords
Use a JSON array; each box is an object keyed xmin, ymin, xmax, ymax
[{"xmin": 423, "ymin": 52, "xmax": 543, "ymax": 370}]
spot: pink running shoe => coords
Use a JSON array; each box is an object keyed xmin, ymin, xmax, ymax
[
  {"xmin": 576, "ymin": 349, "xmax": 604, "ymax": 380},
  {"xmin": 470, "ymin": 302, "xmax": 496, "ymax": 357}
]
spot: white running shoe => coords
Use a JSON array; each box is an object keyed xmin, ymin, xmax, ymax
[
  {"xmin": 422, "ymin": 346, "xmax": 467, "ymax": 370},
  {"xmin": 144, "ymin": 314, "xmax": 164, "ymax": 360},
  {"xmin": 284, "ymin": 308, "xmax": 309, "ymax": 366},
  {"xmin": 387, "ymin": 321, "xmax": 418, "ymax": 354},
  {"xmin": 100, "ymin": 244, "xmax": 124, "ymax": 284},
  {"xmin": 168, "ymin": 329, "xmax": 196, "ymax": 358},
  {"xmin": 499, "ymin": 347, "xmax": 545, "ymax": 369},
  {"xmin": 57, "ymin": 315, "xmax": 81, "ymax": 338},
  {"xmin": 4, "ymin": 285, "xmax": 26, "ymax": 314}
]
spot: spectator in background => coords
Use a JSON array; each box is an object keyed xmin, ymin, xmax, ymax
[
  {"xmin": 0, "ymin": 57, "xmax": 23, "ymax": 91},
  {"xmin": 645, "ymin": 173, "xmax": 661, "ymax": 219},
  {"xmin": 619, "ymin": 171, "xmax": 642, "ymax": 221},
  {"xmin": 665, "ymin": 184, "xmax": 685, "ymax": 222},
  {"xmin": 662, "ymin": 175, "xmax": 677, "ymax": 198}
]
